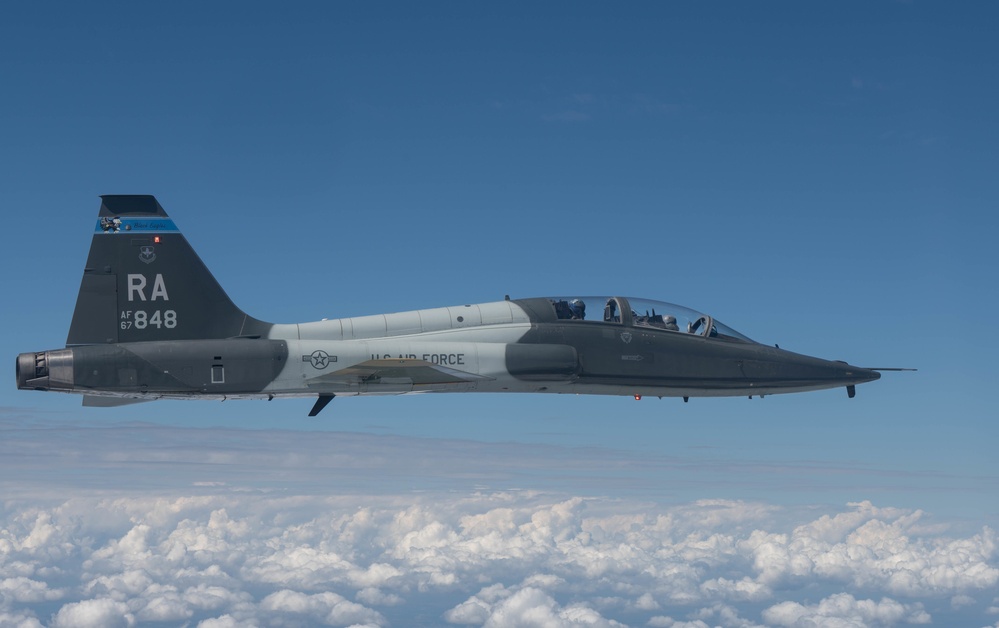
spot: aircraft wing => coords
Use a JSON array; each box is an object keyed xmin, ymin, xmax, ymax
[
  {"xmin": 307, "ymin": 359, "xmax": 493, "ymax": 387},
  {"xmin": 83, "ymin": 395, "xmax": 155, "ymax": 407}
]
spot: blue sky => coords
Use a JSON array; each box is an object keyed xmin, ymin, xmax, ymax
[{"xmin": 1, "ymin": 2, "xmax": 997, "ymax": 626}]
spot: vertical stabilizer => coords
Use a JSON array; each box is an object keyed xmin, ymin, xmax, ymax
[{"xmin": 66, "ymin": 195, "xmax": 270, "ymax": 346}]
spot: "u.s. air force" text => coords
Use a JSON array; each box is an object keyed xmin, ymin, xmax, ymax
[{"xmin": 371, "ymin": 353, "xmax": 466, "ymax": 365}]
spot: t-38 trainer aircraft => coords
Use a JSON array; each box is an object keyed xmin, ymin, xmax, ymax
[{"xmin": 17, "ymin": 196, "xmax": 890, "ymax": 416}]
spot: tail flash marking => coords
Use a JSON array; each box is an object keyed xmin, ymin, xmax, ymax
[{"xmin": 66, "ymin": 195, "xmax": 270, "ymax": 346}]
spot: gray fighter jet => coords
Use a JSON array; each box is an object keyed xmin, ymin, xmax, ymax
[{"xmin": 16, "ymin": 195, "xmax": 893, "ymax": 416}]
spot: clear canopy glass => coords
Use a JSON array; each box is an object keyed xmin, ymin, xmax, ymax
[{"xmin": 546, "ymin": 296, "xmax": 755, "ymax": 343}]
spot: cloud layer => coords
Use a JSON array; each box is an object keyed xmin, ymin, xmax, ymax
[
  {"xmin": 2, "ymin": 493, "xmax": 996, "ymax": 626},
  {"xmin": 1, "ymin": 416, "xmax": 996, "ymax": 625}
]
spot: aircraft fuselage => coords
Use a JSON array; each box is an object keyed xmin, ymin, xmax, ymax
[
  {"xmin": 15, "ymin": 196, "xmax": 883, "ymax": 414},
  {"xmin": 19, "ymin": 297, "xmax": 879, "ymax": 405}
]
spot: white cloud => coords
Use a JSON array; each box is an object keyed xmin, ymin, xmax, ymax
[
  {"xmin": 3, "ymin": 492, "xmax": 992, "ymax": 625},
  {"xmin": 50, "ymin": 598, "xmax": 135, "ymax": 628},
  {"xmin": 648, "ymin": 618, "xmax": 709, "ymax": 628},
  {"xmin": 699, "ymin": 577, "xmax": 771, "ymax": 602},
  {"xmin": 259, "ymin": 589, "xmax": 387, "ymax": 626},
  {"xmin": 134, "ymin": 584, "xmax": 192, "ymax": 622},
  {"xmin": 0, "ymin": 577, "xmax": 64, "ymax": 603},
  {"xmin": 472, "ymin": 586, "xmax": 625, "ymax": 627},
  {"xmin": 446, "ymin": 595, "xmax": 493, "ymax": 624},
  {"xmin": 635, "ymin": 592, "xmax": 660, "ymax": 611},
  {"xmin": 356, "ymin": 587, "xmax": 404, "ymax": 606},
  {"xmin": 762, "ymin": 593, "xmax": 930, "ymax": 627},
  {"xmin": 738, "ymin": 501, "xmax": 999, "ymax": 596},
  {"xmin": 0, "ymin": 423, "xmax": 996, "ymax": 625},
  {"xmin": 689, "ymin": 602, "xmax": 766, "ymax": 628},
  {"xmin": 197, "ymin": 614, "xmax": 249, "ymax": 628},
  {"xmin": 950, "ymin": 593, "xmax": 975, "ymax": 608},
  {"xmin": 0, "ymin": 609, "xmax": 44, "ymax": 628}
]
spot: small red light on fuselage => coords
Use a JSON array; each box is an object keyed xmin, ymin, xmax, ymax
[
  {"xmin": 634, "ymin": 395, "xmax": 642, "ymax": 400},
  {"xmin": 154, "ymin": 236, "xmax": 161, "ymax": 243}
]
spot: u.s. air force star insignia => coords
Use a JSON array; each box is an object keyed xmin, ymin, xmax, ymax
[
  {"xmin": 303, "ymin": 350, "xmax": 335, "ymax": 369},
  {"xmin": 620, "ymin": 332, "xmax": 633, "ymax": 344}
]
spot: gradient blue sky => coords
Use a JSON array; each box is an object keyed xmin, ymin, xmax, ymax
[{"xmin": 2, "ymin": 3, "xmax": 997, "ymax": 626}]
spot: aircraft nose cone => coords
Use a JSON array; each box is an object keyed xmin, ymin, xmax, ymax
[
  {"xmin": 838, "ymin": 363, "xmax": 881, "ymax": 384},
  {"xmin": 804, "ymin": 359, "xmax": 881, "ymax": 386},
  {"xmin": 744, "ymin": 348, "xmax": 883, "ymax": 394}
]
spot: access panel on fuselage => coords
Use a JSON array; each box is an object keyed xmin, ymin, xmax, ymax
[{"xmin": 559, "ymin": 322, "xmax": 655, "ymax": 381}]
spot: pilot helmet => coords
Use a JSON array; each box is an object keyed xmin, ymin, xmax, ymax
[{"xmin": 569, "ymin": 299, "xmax": 585, "ymax": 315}]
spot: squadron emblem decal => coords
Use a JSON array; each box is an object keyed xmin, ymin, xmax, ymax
[
  {"xmin": 620, "ymin": 332, "xmax": 633, "ymax": 344},
  {"xmin": 304, "ymin": 350, "xmax": 336, "ymax": 369},
  {"xmin": 139, "ymin": 246, "xmax": 156, "ymax": 264},
  {"xmin": 100, "ymin": 217, "xmax": 122, "ymax": 233}
]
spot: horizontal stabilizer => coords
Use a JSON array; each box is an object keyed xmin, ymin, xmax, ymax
[
  {"xmin": 83, "ymin": 396, "xmax": 154, "ymax": 408},
  {"xmin": 308, "ymin": 359, "xmax": 492, "ymax": 387}
]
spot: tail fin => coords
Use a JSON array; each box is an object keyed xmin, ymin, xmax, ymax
[{"xmin": 67, "ymin": 195, "xmax": 270, "ymax": 346}]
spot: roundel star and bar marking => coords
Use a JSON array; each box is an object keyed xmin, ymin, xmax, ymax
[{"xmin": 304, "ymin": 350, "xmax": 336, "ymax": 369}]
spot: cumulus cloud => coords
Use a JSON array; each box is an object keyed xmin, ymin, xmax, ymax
[
  {"xmin": 740, "ymin": 501, "xmax": 999, "ymax": 596},
  {"xmin": 0, "ymin": 577, "xmax": 64, "ymax": 603},
  {"xmin": 259, "ymin": 589, "xmax": 386, "ymax": 626},
  {"xmin": 0, "ymin": 418, "xmax": 996, "ymax": 625},
  {"xmin": 50, "ymin": 598, "xmax": 135, "ymax": 628},
  {"xmin": 762, "ymin": 593, "xmax": 931, "ymax": 627},
  {"xmin": 448, "ymin": 584, "xmax": 625, "ymax": 627},
  {"xmin": 0, "ymin": 493, "xmax": 996, "ymax": 625}
]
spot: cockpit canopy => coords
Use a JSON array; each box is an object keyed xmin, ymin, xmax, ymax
[{"xmin": 548, "ymin": 296, "xmax": 756, "ymax": 343}]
